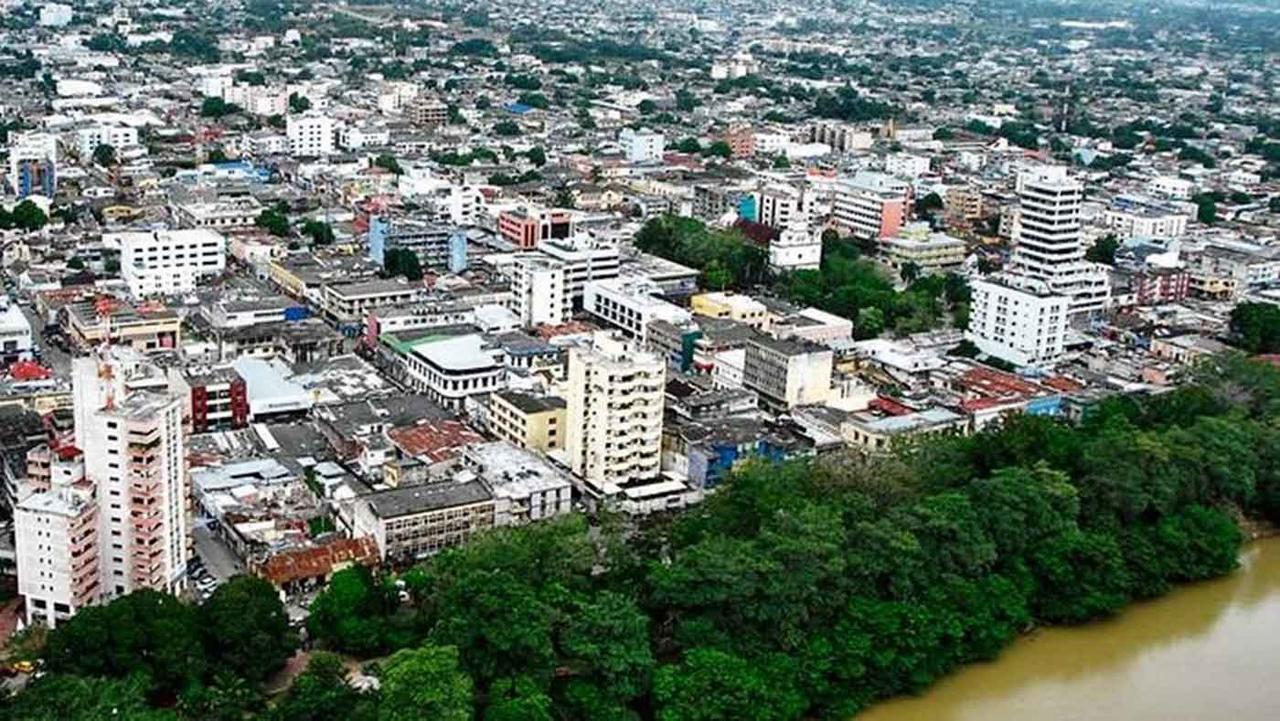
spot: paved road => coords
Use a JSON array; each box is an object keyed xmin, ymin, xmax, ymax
[{"xmin": 193, "ymin": 521, "xmax": 244, "ymax": 580}]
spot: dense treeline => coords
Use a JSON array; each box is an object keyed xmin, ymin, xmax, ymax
[
  {"xmin": 291, "ymin": 355, "xmax": 1273, "ymax": 720},
  {"xmin": 1, "ymin": 577, "xmax": 294, "ymax": 720},
  {"xmin": 8, "ymin": 356, "xmax": 1279, "ymax": 720}
]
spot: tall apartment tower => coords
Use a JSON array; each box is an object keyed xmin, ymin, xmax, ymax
[
  {"xmin": 17, "ymin": 349, "xmax": 189, "ymax": 627},
  {"xmin": 564, "ymin": 333, "xmax": 665, "ymax": 491},
  {"xmin": 1008, "ymin": 165, "xmax": 1110, "ymax": 316},
  {"xmin": 14, "ymin": 447, "xmax": 101, "ymax": 628},
  {"xmin": 72, "ymin": 350, "xmax": 189, "ymax": 599},
  {"xmin": 966, "ymin": 165, "xmax": 1104, "ymax": 367}
]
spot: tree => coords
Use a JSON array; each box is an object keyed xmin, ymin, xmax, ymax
[
  {"xmin": 900, "ymin": 261, "xmax": 921, "ymax": 285},
  {"xmin": 703, "ymin": 140, "xmax": 732, "ymax": 159},
  {"xmin": 560, "ymin": 592, "xmax": 655, "ymax": 705},
  {"xmin": 856, "ymin": 307, "xmax": 885, "ymax": 339},
  {"xmin": 0, "ymin": 673, "xmax": 174, "ymax": 721},
  {"xmin": 1196, "ymin": 197, "xmax": 1217, "ymax": 224},
  {"xmin": 653, "ymin": 648, "xmax": 806, "ymax": 721},
  {"xmin": 1229, "ymin": 303, "xmax": 1280, "ymax": 354},
  {"xmin": 493, "ymin": 120, "xmax": 522, "ymax": 137},
  {"xmin": 92, "ymin": 143, "xmax": 117, "ymax": 167},
  {"xmin": 289, "ymin": 92, "xmax": 311, "ymax": 113},
  {"xmin": 44, "ymin": 590, "xmax": 206, "ymax": 697},
  {"xmin": 307, "ymin": 566, "xmax": 406, "ymax": 656},
  {"xmin": 66, "ymin": 256, "xmax": 85, "ymax": 270},
  {"xmin": 270, "ymin": 652, "xmax": 373, "ymax": 721},
  {"xmin": 772, "ymin": 154, "xmax": 790, "ymax": 169},
  {"xmin": 200, "ymin": 576, "xmax": 296, "ymax": 683},
  {"xmin": 200, "ymin": 96, "xmax": 238, "ymax": 118},
  {"xmin": 1085, "ymin": 234, "xmax": 1120, "ymax": 265},
  {"xmin": 11, "ymin": 199, "xmax": 48, "ymax": 232},
  {"xmin": 637, "ymin": 99, "xmax": 657, "ymax": 115},
  {"xmin": 256, "ymin": 207, "xmax": 291, "ymax": 237},
  {"xmin": 301, "ymin": 219, "xmax": 336, "ymax": 245},
  {"xmin": 916, "ymin": 192, "xmax": 943, "ymax": 214},
  {"xmin": 525, "ymin": 146, "xmax": 547, "ymax": 167},
  {"xmin": 675, "ymin": 137, "xmax": 702, "ymax": 154},
  {"xmin": 384, "ymin": 248, "xmax": 424, "ymax": 282},
  {"xmin": 373, "ymin": 153, "xmax": 403, "ymax": 175},
  {"xmin": 378, "ymin": 645, "xmax": 473, "ymax": 721}
]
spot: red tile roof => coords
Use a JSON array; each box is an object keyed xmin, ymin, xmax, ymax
[
  {"xmin": 387, "ymin": 420, "xmax": 483, "ymax": 463},
  {"xmin": 259, "ymin": 537, "xmax": 379, "ymax": 586}
]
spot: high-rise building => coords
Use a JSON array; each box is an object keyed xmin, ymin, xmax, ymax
[
  {"xmin": 17, "ymin": 350, "xmax": 190, "ymax": 627},
  {"xmin": 564, "ymin": 333, "xmax": 665, "ymax": 490},
  {"xmin": 509, "ymin": 255, "xmax": 569, "ymax": 327},
  {"xmin": 966, "ymin": 277, "xmax": 1069, "ymax": 366},
  {"xmin": 1007, "ymin": 165, "xmax": 1110, "ymax": 316},
  {"xmin": 619, "ymin": 127, "xmax": 665, "ymax": 164},
  {"xmin": 72, "ymin": 350, "xmax": 189, "ymax": 598},
  {"xmin": 14, "ymin": 447, "xmax": 100, "ymax": 628}
]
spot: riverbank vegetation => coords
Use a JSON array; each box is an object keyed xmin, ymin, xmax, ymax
[{"xmin": 5, "ymin": 356, "xmax": 1279, "ymax": 720}]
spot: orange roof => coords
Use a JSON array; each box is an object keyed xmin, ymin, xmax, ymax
[
  {"xmin": 387, "ymin": 420, "xmax": 483, "ymax": 463},
  {"xmin": 958, "ymin": 367, "xmax": 1044, "ymax": 399},
  {"xmin": 260, "ymin": 537, "xmax": 379, "ymax": 586}
]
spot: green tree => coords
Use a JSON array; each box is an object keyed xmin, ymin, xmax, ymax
[
  {"xmin": 703, "ymin": 140, "xmax": 732, "ymax": 159},
  {"xmin": 637, "ymin": 99, "xmax": 657, "ymax": 115},
  {"xmin": 373, "ymin": 153, "xmax": 403, "ymax": 175},
  {"xmin": 653, "ymin": 648, "xmax": 806, "ymax": 721},
  {"xmin": 855, "ymin": 307, "xmax": 885, "ymax": 339},
  {"xmin": 0, "ymin": 673, "xmax": 175, "ymax": 721},
  {"xmin": 256, "ymin": 207, "xmax": 291, "ymax": 237},
  {"xmin": 1086, "ymin": 234, "xmax": 1120, "ymax": 265},
  {"xmin": 674, "ymin": 137, "xmax": 701, "ymax": 154},
  {"xmin": 11, "ymin": 200, "xmax": 48, "ymax": 231},
  {"xmin": 525, "ymin": 146, "xmax": 547, "ymax": 167},
  {"xmin": 200, "ymin": 96, "xmax": 237, "ymax": 118},
  {"xmin": 378, "ymin": 645, "xmax": 474, "ymax": 721},
  {"xmin": 1230, "ymin": 303, "xmax": 1280, "ymax": 354},
  {"xmin": 301, "ymin": 219, "xmax": 336, "ymax": 245},
  {"xmin": 289, "ymin": 92, "xmax": 311, "ymax": 113},
  {"xmin": 44, "ymin": 590, "xmax": 206, "ymax": 697},
  {"xmin": 899, "ymin": 261, "xmax": 921, "ymax": 285},
  {"xmin": 92, "ymin": 143, "xmax": 117, "ymax": 167},
  {"xmin": 200, "ymin": 576, "xmax": 296, "ymax": 683},
  {"xmin": 916, "ymin": 192, "xmax": 943, "ymax": 214},
  {"xmin": 493, "ymin": 120, "xmax": 522, "ymax": 137},
  {"xmin": 269, "ymin": 652, "xmax": 374, "ymax": 721}
]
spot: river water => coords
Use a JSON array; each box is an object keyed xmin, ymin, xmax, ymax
[{"xmin": 857, "ymin": 538, "xmax": 1280, "ymax": 721}]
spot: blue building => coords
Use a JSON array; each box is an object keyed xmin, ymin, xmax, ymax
[{"xmin": 447, "ymin": 231, "xmax": 468, "ymax": 273}]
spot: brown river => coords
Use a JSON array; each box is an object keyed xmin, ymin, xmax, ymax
[{"xmin": 857, "ymin": 538, "xmax": 1280, "ymax": 721}]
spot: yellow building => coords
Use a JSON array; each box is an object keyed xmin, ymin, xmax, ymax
[
  {"xmin": 689, "ymin": 292, "xmax": 769, "ymax": 329},
  {"xmin": 488, "ymin": 390, "xmax": 568, "ymax": 453}
]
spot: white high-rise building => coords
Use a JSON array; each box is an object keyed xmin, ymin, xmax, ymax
[
  {"xmin": 509, "ymin": 255, "xmax": 569, "ymax": 327},
  {"xmin": 286, "ymin": 112, "xmax": 336, "ymax": 157},
  {"xmin": 17, "ymin": 350, "xmax": 190, "ymax": 627},
  {"xmin": 14, "ymin": 448, "xmax": 100, "ymax": 629},
  {"xmin": 73, "ymin": 350, "xmax": 189, "ymax": 599},
  {"xmin": 564, "ymin": 333, "xmax": 665, "ymax": 490},
  {"xmin": 966, "ymin": 277, "xmax": 1069, "ymax": 367},
  {"xmin": 111, "ymin": 229, "xmax": 227, "ymax": 297},
  {"xmin": 1007, "ymin": 165, "xmax": 1110, "ymax": 316}
]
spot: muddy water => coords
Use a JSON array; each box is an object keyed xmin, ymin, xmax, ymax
[{"xmin": 857, "ymin": 539, "xmax": 1280, "ymax": 721}]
